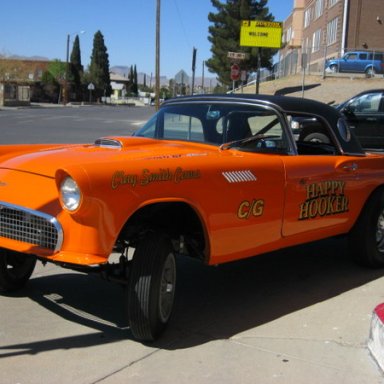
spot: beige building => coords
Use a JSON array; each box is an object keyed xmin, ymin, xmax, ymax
[{"xmin": 279, "ymin": 0, "xmax": 384, "ymax": 76}]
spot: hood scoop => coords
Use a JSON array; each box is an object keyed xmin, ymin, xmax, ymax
[{"xmin": 94, "ymin": 138, "xmax": 123, "ymax": 149}]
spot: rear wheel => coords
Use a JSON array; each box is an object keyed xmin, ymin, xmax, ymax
[
  {"xmin": 302, "ymin": 132, "xmax": 330, "ymax": 144},
  {"xmin": 0, "ymin": 249, "xmax": 37, "ymax": 292},
  {"xmin": 365, "ymin": 67, "xmax": 376, "ymax": 77},
  {"xmin": 349, "ymin": 188, "xmax": 384, "ymax": 267},
  {"xmin": 127, "ymin": 232, "xmax": 176, "ymax": 341}
]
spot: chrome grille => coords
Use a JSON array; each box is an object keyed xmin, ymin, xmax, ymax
[{"xmin": 0, "ymin": 202, "xmax": 63, "ymax": 252}]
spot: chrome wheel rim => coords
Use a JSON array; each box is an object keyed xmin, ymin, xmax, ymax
[
  {"xmin": 376, "ymin": 211, "xmax": 384, "ymax": 253},
  {"xmin": 158, "ymin": 252, "xmax": 176, "ymax": 323}
]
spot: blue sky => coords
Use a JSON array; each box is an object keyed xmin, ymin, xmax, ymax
[{"xmin": 0, "ymin": 0, "xmax": 292, "ymax": 78}]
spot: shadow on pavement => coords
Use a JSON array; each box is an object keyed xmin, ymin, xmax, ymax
[
  {"xmin": 274, "ymin": 83, "xmax": 321, "ymax": 96},
  {"xmin": 1, "ymin": 237, "xmax": 384, "ymax": 355}
]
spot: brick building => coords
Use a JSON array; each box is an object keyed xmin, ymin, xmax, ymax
[
  {"xmin": 279, "ymin": 0, "xmax": 384, "ymax": 76},
  {"xmin": 0, "ymin": 59, "xmax": 50, "ymax": 106}
]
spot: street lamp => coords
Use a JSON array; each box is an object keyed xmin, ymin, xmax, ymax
[
  {"xmin": 64, "ymin": 30, "xmax": 85, "ymax": 104},
  {"xmin": 155, "ymin": 0, "xmax": 160, "ymax": 110}
]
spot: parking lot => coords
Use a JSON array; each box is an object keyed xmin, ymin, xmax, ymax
[{"xmin": 1, "ymin": 105, "xmax": 384, "ymax": 383}]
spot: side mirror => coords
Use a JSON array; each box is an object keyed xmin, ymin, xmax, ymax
[{"xmin": 342, "ymin": 105, "xmax": 356, "ymax": 116}]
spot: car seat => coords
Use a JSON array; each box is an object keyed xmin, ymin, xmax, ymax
[{"xmin": 226, "ymin": 114, "xmax": 252, "ymax": 142}]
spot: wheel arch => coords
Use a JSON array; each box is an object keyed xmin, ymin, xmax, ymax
[
  {"xmin": 365, "ymin": 65, "xmax": 376, "ymax": 75},
  {"xmin": 118, "ymin": 200, "xmax": 209, "ymax": 262},
  {"xmin": 352, "ymin": 184, "xmax": 384, "ymax": 228},
  {"xmin": 348, "ymin": 184, "xmax": 384, "ymax": 267}
]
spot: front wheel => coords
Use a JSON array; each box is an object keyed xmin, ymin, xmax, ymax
[
  {"xmin": 0, "ymin": 249, "xmax": 37, "ymax": 292},
  {"xmin": 349, "ymin": 188, "xmax": 384, "ymax": 267},
  {"xmin": 329, "ymin": 64, "xmax": 338, "ymax": 73},
  {"xmin": 127, "ymin": 232, "xmax": 176, "ymax": 341}
]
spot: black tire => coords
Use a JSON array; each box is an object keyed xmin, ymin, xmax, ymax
[
  {"xmin": 0, "ymin": 249, "xmax": 37, "ymax": 292},
  {"xmin": 349, "ymin": 188, "xmax": 384, "ymax": 267},
  {"xmin": 127, "ymin": 232, "xmax": 176, "ymax": 341},
  {"xmin": 302, "ymin": 132, "xmax": 330, "ymax": 144},
  {"xmin": 365, "ymin": 67, "xmax": 376, "ymax": 78},
  {"xmin": 329, "ymin": 64, "xmax": 338, "ymax": 73}
]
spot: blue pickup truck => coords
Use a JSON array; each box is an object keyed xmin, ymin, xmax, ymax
[{"xmin": 325, "ymin": 51, "xmax": 384, "ymax": 76}]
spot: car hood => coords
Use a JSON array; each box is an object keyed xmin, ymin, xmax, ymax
[{"xmin": 0, "ymin": 136, "xmax": 218, "ymax": 177}]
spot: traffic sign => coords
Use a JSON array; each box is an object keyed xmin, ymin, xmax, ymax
[
  {"xmin": 240, "ymin": 20, "xmax": 282, "ymax": 48},
  {"xmin": 230, "ymin": 64, "xmax": 240, "ymax": 81},
  {"xmin": 227, "ymin": 51, "xmax": 248, "ymax": 60}
]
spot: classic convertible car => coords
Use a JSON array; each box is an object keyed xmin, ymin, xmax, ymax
[{"xmin": 1, "ymin": 94, "xmax": 384, "ymax": 341}]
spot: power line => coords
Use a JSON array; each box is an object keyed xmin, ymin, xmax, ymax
[{"xmin": 172, "ymin": 0, "xmax": 192, "ymax": 49}]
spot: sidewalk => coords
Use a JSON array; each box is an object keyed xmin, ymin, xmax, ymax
[{"xmin": 1, "ymin": 238, "xmax": 383, "ymax": 383}]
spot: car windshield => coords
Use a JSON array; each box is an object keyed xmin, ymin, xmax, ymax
[{"xmin": 134, "ymin": 103, "xmax": 289, "ymax": 151}]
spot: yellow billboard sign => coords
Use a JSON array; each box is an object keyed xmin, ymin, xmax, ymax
[{"xmin": 240, "ymin": 20, "xmax": 282, "ymax": 48}]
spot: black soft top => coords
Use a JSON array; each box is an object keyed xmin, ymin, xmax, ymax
[{"xmin": 163, "ymin": 94, "xmax": 365, "ymax": 155}]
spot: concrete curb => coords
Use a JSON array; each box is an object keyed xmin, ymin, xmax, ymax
[{"xmin": 368, "ymin": 303, "xmax": 384, "ymax": 372}]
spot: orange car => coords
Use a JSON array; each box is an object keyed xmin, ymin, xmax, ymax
[{"xmin": 1, "ymin": 94, "xmax": 384, "ymax": 341}]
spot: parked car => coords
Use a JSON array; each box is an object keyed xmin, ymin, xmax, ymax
[
  {"xmin": 2, "ymin": 94, "xmax": 384, "ymax": 341},
  {"xmin": 325, "ymin": 51, "xmax": 384, "ymax": 76},
  {"xmin": 291, "ymin": 90, "xmax": 384, "ymax": 150},
  {"xmin": 336, "ymin": 89, "xmax": 384, "ymax": 150}
]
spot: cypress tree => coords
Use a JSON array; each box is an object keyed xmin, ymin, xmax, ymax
[
  {"xmin": 132, "ymin": 65, "xmax": 138, "ymax": 96},
  {"xmin": 89, "ymin": 30, "xmax": 112, "ymax": 99},
  {"xmin": 70, "ymin": 35, "xmax": 83, "ymax": 100},
  {"xmin": 206, "ymin": 0, "xmax": 276, "ymax": 86}
]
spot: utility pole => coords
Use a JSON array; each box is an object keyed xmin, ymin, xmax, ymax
[
  {"xmin": 155, "ymin": 0, "xmax": 161, "ymax": 110},
  {"xmin": 202, "ymin": 60, "xmax": 205, "ymax": 94},
  {"xmin": 64, "ymin": 34, "xmax": 70, "ymax": 104},
  {"xmin": 191, "ymin": 47, "xmax": 197, "ymax": 95}
]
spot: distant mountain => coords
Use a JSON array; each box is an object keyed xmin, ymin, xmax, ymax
[
  {"xmin": 7, "ymin": 55, "xmax": 50, "ymax": 61},
  {"xmin": 110, "ymin": 66, "xmax": 168, "ymax": 86},
  {"xmin": 110, "ymin": 66, "xmax": 130, "ymax": 77},
  {"xmin": 110, "ymin": 65, "xmax": 218, "ymax": 88}
]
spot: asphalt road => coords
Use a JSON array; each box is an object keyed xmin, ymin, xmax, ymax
[
  {"xmin": 0, "ymin": 105, "xmax": 384, "ymax": 383},
  {"xmin": 0, "ymin": 104, "xmax": 155, "ymax": 144}
]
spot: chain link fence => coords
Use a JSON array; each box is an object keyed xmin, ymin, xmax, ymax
[{"xmin": 274, "ymin": 46, "xmax": 384, "ymax": 79}]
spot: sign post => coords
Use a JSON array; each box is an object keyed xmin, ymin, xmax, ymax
[{"xmin": 88, "ymin": 83, "xmax": 95, "ymax": 103}]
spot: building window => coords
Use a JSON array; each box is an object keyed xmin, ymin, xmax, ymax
[
  {"xmin": 328, "ymin": 0, "xmax": 338, "ymax": 8},
  {"xmin": 327, "ymin": 17, "xmax": 338, "ymax": 45},
  {"xmin": 4, "ymin": 84, "xmax": 17, "ymax": 100},
  {"xmin": 286, "ymin": 26, "xmax": 292, "ymax": 43},
  {"xmin": 312, "ymin": 29, "xmax": 322, "ymax": 52},
  {"xmin": 304, "ymin": 8, "xmax": 311, "ymax": 28},
  {"xmin": 314, "ymin": 0, "xmax": 324, "ymax": 19},
  {"xmin": 304, "ymin": 37, "xmax": 310, "ymax": 54}
]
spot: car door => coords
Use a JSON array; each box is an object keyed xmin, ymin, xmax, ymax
[
  {"xmin": 282, "ymin": 155, "xmax": 360, "ymax": 237},
  {"xmin": 340, "ymin": 52, "xmax": 360, "ymax": 72},
  {"xmin": 207, "ymin": 110, "xmax": 287, "ymax": 263},
  {"xmin": 341, "ymin": 91, "xmax": 384, "ymax": 149},
  {"xmin": 282, "ymin": 115, "xmax": 363, "ymax": 237}
]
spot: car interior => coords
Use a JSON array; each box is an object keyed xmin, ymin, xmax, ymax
[{"xmin": 135, "ymin": 105, "xmax": 339, "ymax": 156}]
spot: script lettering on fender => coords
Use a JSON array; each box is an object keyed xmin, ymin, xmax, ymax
[
  {"xmin": 237, "ymin": 199, "xmax": 264, "ymax": 219},
  {"xmin": 111, "ymin": 167, "xmax": 201, "ymax": 190},
  {"xmin": 299, "ymin": 180, "xmax": 349, "ymax": 220}
]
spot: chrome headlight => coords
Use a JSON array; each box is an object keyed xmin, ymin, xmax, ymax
[{"xmin": 60, "ymin": 177, "xmax": 82, "ymax": 211}]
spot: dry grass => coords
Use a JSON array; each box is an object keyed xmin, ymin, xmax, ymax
[{"xmin": 240, "ymin": 73, "xmax": 384, "ymax": 104}]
